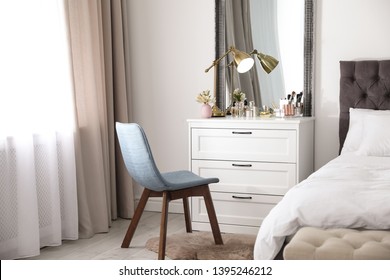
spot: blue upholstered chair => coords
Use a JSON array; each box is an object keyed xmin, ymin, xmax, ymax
[{"xmin": 116, "ymin": 122, "xmax": 223, "ymax": 259}]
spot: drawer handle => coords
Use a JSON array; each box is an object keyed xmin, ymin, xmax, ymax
[
  {"xmin": 232, "ymin": 195, "xmax": 253, "ymax": 200},
  {"xmin": 232, "ymin": 163, "xmax": 252, "ymax": 167},
  {"xmin": 232, "ymin": 131, "xmax": 252, "ymax": 135}
]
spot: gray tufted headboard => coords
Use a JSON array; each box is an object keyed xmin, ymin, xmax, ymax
[{"xmin": 339, "ymin": 60, "xmax": 390, "ymax": 153}]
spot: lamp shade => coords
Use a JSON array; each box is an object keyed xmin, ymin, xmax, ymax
[
  {"xmin": 231, "ymin": 47, "xmax": 254, "ymax": 73},
  {"xmin": 256, "ymin": 52, "xmax": 279, "ymax": 74}
]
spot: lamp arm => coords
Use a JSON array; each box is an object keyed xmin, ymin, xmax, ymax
[{"xmin": 205, "ymin": 48, "xmax": 233, "ymax": 73}]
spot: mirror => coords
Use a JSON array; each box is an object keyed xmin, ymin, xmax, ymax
[{"xmin": 215, "ymin": 0, "xmax": 314, "ymax": 116}]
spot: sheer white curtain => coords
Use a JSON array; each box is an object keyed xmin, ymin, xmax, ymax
[{"xmin": 0, "ymin": 0, "xmax": 78, "ymax": 259}]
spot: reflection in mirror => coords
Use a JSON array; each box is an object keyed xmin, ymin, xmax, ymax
[{"xmin": 215, "ymin": 0, "xmax": 314, "ymax": 116}]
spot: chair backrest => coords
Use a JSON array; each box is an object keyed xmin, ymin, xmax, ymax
[{"xmin": 116, "ymin": 122, "xmax": 167, "ymax": 191}]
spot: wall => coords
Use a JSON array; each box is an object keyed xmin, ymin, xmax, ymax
[
  {"xmin": 127, "ymin": 0, "xmax": 215, "ymax": 202},
  {"xmin": 314, "ymin": 0, "xmax": 390, "ymax": 168},
  {"xmin": 127, "ymin": 0, "xmax": 390, "ymax": 201}
]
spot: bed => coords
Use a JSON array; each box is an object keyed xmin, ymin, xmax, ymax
[{"xmin": 253, "ymin": 60, "xmax": 390, "ymax": 260}]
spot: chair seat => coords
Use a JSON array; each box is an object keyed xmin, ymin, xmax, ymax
[{"xmin": 161, "ymin": 170, "xmax": 219, "ymax": 191}]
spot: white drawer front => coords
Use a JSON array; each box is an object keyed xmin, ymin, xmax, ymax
[
  {"xmin": 191, "ymin": 128, "xmax": 296, "ymax": 163},
  {"xmin": 192, "ymin": 192, "xmax": 282, "ymax": 227},
  {"xmin": 192, "ymin": 160, "xmax": 296, "ymax": 195}
]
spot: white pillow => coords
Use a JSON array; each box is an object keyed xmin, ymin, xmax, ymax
[
  {"xmin": 356, "ymin": 114, "xmax": 390, "ymax": 156},
  {"xmin": 341, "ymin": 108, "xmax": 373, "ymax": 154},
  {"xmin": 341, "ymin": 108, "xmax": 390, "ymax": 154}
]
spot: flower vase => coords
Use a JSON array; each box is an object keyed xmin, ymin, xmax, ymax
[{"xmin": 200, "ymin": 103, "xmax": 212, "ymax": 118}]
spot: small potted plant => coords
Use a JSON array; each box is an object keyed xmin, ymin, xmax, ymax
[
  {"xmin": 232, "ymin": 88, "xmax": 246, "ymax": 104},
  {"xmin": 230, "ymin": 89, "xmax": 247, "ymax": 116},
  {"xmin": 196, "ymin": 90, "xmax": 215, "ymax": 118}
]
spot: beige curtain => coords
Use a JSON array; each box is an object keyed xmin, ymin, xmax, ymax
[{"xmin": 64, "ymin": 0, "xmax": 134, "ymax": 238}]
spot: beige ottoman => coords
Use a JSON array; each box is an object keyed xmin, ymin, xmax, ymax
[{"xmin": 283, "ymin": 227, "xmax": 390, "ymax": 260}]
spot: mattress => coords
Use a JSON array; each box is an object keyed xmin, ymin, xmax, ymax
[{"xmin": 253, "ymin": 153, "xmax": 390, "ymax": 260}]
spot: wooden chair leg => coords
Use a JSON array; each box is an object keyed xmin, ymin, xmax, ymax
[
  {"xmin": 121, "ymin": 189, "xmax": 151, "ymax": 248},
  {"xmin": 182, "ymin": 197, "xmax": 192, "ymax": 233},
  {"xmin": 158, "ymin": 191, "xmax": 170, "ymax": 260},
  {"xmin": 203, "ymin": 186, "xmax": 223, "ymax": 245}
]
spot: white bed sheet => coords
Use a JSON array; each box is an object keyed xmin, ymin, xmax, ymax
[{"xmin": 253, "ymin": 153, "xmax": 390, "ymax": 260}]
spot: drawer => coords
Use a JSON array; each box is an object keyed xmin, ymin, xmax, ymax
[
  {"xmin": 192, "ymin": 192, "xmax": 282, "ymax": 228},
  {"xmin": 192, "ymin": 160, "xmax": 296, "ymax": 195},
  {"xmin": 191, "ymin": 128, "xmax": 296, "ymax": 163}
]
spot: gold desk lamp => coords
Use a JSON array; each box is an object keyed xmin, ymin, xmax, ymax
[
  {"xmin": 205, "ymin": 46, "xmax": 254, "ymax": 117},
  {"xmin": 205, "ymin": 46, "xmax": 279, "ymax": 117}
]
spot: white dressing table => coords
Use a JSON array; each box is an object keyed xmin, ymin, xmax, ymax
[{"xmin": 188, "ymin": 116, "xmax": 315, "ymax": 234}]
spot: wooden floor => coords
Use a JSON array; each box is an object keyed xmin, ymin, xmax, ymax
[{"xmin": 23, "ymin": 212, "xmax": 186, "ymax": 260}]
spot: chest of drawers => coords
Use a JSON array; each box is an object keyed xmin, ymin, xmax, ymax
[{"xmin": 188, "ymin": 117, "xmax": 314, "ymax": 234}]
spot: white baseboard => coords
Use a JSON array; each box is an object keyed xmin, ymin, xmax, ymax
[
  {"xmin": 192, "ymin": 221, "xmax": 259, "ymax": 235},
  {"xmin": 135, "ymin": 197, "xmax": 184, "ymax": 213}
]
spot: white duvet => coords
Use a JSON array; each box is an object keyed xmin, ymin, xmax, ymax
[{"xmin": 254, "ymin": 153, "xmax": 390, "ymax": 260}]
